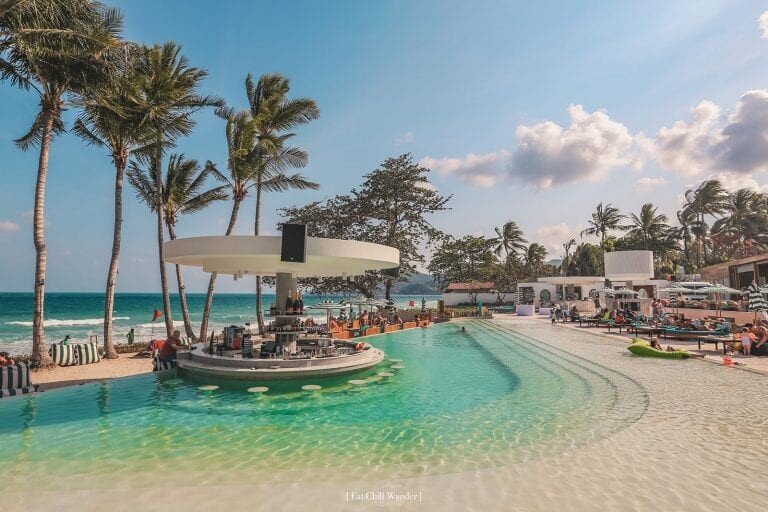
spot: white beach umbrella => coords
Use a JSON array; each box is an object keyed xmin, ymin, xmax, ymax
[{"xmin": 308, "ymin": 301, "xmax": 347, "ymax": 327}]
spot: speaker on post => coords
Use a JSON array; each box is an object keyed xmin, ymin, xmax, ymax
[
  {"xmin": 281, "ymin": 223, "xmax": 307, "ymax": 263},
  {"xmin": 382, "ymin": 267, "xmax": 399, "ymax": 278}
]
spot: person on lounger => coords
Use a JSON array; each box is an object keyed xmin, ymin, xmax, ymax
[{"xmin": 750, "ymin": 323, "xmax": 768, "ymax": 349}]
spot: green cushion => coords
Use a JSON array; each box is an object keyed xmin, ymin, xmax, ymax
[{"xmin": 627, "ymin": 343, "xmax": 689, "ymax": 359}]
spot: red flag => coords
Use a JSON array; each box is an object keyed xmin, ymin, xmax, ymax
[
  {"xmin": 152, "ymin": 309, "xmax": 162, "ymax": 322},
  {"xmin": 408, "ymin": 300, "xmax": 415, "ymax": 307}
]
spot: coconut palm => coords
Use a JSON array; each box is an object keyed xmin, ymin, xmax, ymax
[
  {"xmin": 581, "ymin": 202, "xmax": 625, "ymax": 244},
  {"xmin": 561, "ymin": 238, "xmax": 576, "ymax": 275},
  {"xmin": 676, "ymin": 209, "xmax": 695, "ymax": 269},
  {"xmin": 683, "ymin": 179, "xmax": 728, "ymax": 266},
  {"xmin": 624, "ymin": 203, "xmax": 670, "ymax": 251},
  {"xmin": 133, "ymin": 42, "xmax": 222, "ymax": 336},
  {"xmin": 246, "ymin": 73, "xmax": 320, "ymax": 334},
  {"xmin": 128, "ymin": 154, "xmax": 227, "ymax": 339},
  {"xmin": 493, "ymin": 220, "xmax": 527, "ymax": 261},
  {"xmin": 711, "ymin": 189, "xmax": 768, "ymax": 258},
  {"xmin": 1, "ymin": 0, "xmax": 122, "ymax": 367},
  {"xmin": 199, "ymin": 109, "xmax": 258, "ymax": 341},
  {"xmin": 72, "ymin": 44, "xmax": 150, "ymax": 358},
  {"xmin": 523, "ymin": 243, "xmax": 548, "ymax": 278}
]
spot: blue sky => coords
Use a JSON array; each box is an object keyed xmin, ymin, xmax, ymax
[{"xmin": 2, "ymin": 0, "xmax": 768, "ymax": 292}]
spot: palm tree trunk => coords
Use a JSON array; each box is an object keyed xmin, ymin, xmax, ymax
[
  {"xmin": 154, "ymin": 152, "xmax": 173, "ymax": 336},
  {"xmin": 255, "ymin": 183, "xmax": 265, "ymax": 335},
  {"xmin": 167, "ymin": 224, "xmax": 196, "ymax": 341},
  {"xmin": 200, "ymin": 198, "xmax": 242, "ymax": 341},
  {"xmin": 31, "ymin": 106, "xmax": 56, "ymax": 369},
  {"xmin": 102, "ymin": 154, "xmax": 127, "ymax": 359}
]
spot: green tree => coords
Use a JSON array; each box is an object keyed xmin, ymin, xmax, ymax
[
  {"xmin": 522, "ymin": 243, "xmax": 548, "ymax": 279},
  {"xmin": 568, "ymin": 243, "xmax": 604, "ymax": 276},
  {"xmin": 72, "ymin": 43, "xmax": 151, "ymax": 358},
  {"xmin": 128, "ymin": 154, "xmax": 227, "ymax": 339},
  {"xmin": 1, "ymin": 0, "xmax": 122, "ymax": 367},
  {"xmin": 352, "ymin": 154, "xmax": 451, "ymax": 299},
  {"xmin": 624, "ymin": 203, "xmax": 670, "ymax": 250},
  {"xmin": 711, "ymin": 188, "xmax": 768, "ymax": 258},
  {"xmin": 427, "ymin": 235, "xmax": 497, "ymax": 292},
  {"xmin": 134, "ymin": 42, "xmax": 222, "ymax": 336},
  {"xmin": 246, "ymin": 73, "xmax": 319, "ymax": 333},
  {"xmin": 581, "ymin": 202, "xmax": 625, "ymax": 243},
  {"xmin": 682, "ymin": 179, "xmax": 728, "ymax": 267}
]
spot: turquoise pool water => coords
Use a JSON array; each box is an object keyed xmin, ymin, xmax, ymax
[{"xmin": 1, "ymin": 321, "xmax": 647, "ymax": 490}]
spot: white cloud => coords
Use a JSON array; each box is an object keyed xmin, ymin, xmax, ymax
[
  {"xmin": 0, "ymin": 221, "xmax": 20, "ymax": 232},
  {"xmin": 395, "ymin": 131, "xmax": 414, "ymax": 145},
  {"xmin": 653, "ymin": 100, "xmax": 721, "ymax": 175},
  {"xmin": 534, "ymin": 222, "xmax": 585, "ymax": 256},
  {"xmin": 634, "ymin": 176, "xmax": 668, "ymax": 191},
  {"xmin": 652, "ymin": 90, "xmax": 768, "ymax": 177},
  {"xmin": 419, "ymin": 151, "xmax": 507, "ymax": 188},
  {"xmin": 507, "ymin": 105, "xmax": 636, "ymax": 188},
  {"xmin": 759, "ymin": 11, "xmax": 768, "ymax": 38},
  {"xmin": 709, "ymin": 172, "xmax": 768, "ymax": 193}
]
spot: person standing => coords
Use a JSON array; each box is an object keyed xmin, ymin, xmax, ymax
[{"xmin": 126, "ymin": 328, "xmax": 135, "ymax": 345}]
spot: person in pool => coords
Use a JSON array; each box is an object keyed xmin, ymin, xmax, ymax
[
  {"xmin": 158, "ymin": 330, "xmax": 185, "ymax": 364},
  {"xmin": 460, "ymin": 326, "xmax": 466, "ymax": 333}
]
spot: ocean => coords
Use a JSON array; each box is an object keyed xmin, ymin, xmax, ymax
[{"xmin": 0, "ymin": 292, "xmax": 440, "ymax": 354}]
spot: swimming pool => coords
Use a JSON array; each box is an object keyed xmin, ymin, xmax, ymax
[
  {"xmin": 4, "ymin": 318, "xmax": 768, "ymax": 511},
  {"xmin": 1, "ymin": 321, "xmax": 645, "ymax": 486}
]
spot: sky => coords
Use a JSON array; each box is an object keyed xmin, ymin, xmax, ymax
[{"xmin": 2, "ymin": 0, "xmax": 768, "ymax": 292}]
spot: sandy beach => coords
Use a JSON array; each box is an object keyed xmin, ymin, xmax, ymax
[{"xmin": 30, "ymin": 353, "xmax": 153, "ymax": 391}]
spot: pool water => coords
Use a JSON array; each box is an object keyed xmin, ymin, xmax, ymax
[{"xmin": 1, "ymin": 321, "xmax": 648, "ymax": 492}]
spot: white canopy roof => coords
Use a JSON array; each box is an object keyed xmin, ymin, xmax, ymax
[
  {"xmin": 163, "ymin": 236, "xmax": 400, "ymax": 277},
  {"xmin": 538, "ymin": 276, "xmax": 603, "ymax": 285}
]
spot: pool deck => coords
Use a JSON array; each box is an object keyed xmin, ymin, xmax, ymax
[{"xmin": 521, "ymin": 314, "xmax": 768, "ymax": 375}]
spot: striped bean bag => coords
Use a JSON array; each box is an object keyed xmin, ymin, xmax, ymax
[
  {"xmin": 49, "ymin": 343, "xmax": 77, "ymax": 366},
  {"xmin": 152, "ymin": 351, "xmax": 176, "ymax": 372},
  {"xmin": 1, "ymin": 362, "xmax": 38, "ymax": 398},
  {"xmin": 76, "ymin": 343, "xmax": 101, "ymax": 365}
]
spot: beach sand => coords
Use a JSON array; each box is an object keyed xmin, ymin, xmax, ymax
[{"xmin": 30, "ymin": 354, "xmax": 153, "ymax": 391}]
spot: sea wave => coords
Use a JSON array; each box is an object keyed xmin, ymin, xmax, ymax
[{"xmin": 5, "ymin": 317, "xmax": 130, "ymax": 327}]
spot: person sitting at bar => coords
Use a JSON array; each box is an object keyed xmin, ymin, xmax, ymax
[
  {"xmin": 158, "ymin": 330, "xmax": 184, "ymax": 364},
  {"xmin": 393, "ymin": 313, "xmax": 403, "ymax": 325}
]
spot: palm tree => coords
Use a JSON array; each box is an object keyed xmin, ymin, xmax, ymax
[
  {"xmin": 683, "ymin": 179, "xmax": 728, "ymax": 266},
  {"xmin": 133, "ymin": 42, "xmax": 222, "ymax": 336},
  {"xmin": 523, "ymin": 243, "xmax": 548, "ymax": 278},
  {"xmin": 1, "ymin": 0, "xmax": 122, "ymax": 367},
  {"xmin": 561, "ymin": 238, "xmax": 576, "ymax": 275},
  {"xmin": 676, "ymin": 209, "xmax": 694, "ymax": 269},
  {"xmin": 581, "ymin": 202, "xmax": 625, "ymax": 244},
  {"xmin": 625, "ymin": 203, "xmax": 670, "ymax": 251},
  {"xmin": 712, "ymin": 189, "xmax": 768, "ymax": 258},
  {"xmin": 246, "ymin": 73, "xmax": 320, "ymax": 334},
  {"xmin": 72, "ymin": 44, "xmax": 150, "ymax": 358},
  {"xmin": 493, "ymin": 220, "xmax": 527, "ymax": 261},
  {"xmin": 128, "ymin": 154, "xmax": 227, "ymax": 339},
  {"xmin": 199, "ymin": 110, "xmax": 257, "ymax": 341}
]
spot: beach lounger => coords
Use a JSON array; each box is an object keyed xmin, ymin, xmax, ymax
[
  {"xmin": 1, "ymin": 362, "xmax": 38, "ymax": 398},
  {"xmin": 49, "ymin": 343, "xmax": 77, "ymax": 366},
  {"xmin": 76, "ymin": 343, "xmax": 101, "ymax": 365}
]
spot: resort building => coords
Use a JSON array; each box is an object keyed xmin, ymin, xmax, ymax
[
  {"xmin": 442, "ymin": 281, "xmax": 514, "ymax": 306},
  {"xmin": 700, "ymin": 252, "xmax": 768, "ymax": 289}
]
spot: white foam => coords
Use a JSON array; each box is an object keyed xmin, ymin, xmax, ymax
[{"xmin": 5, "ymin": 317, "xmax": 130, "ymax": 327}]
